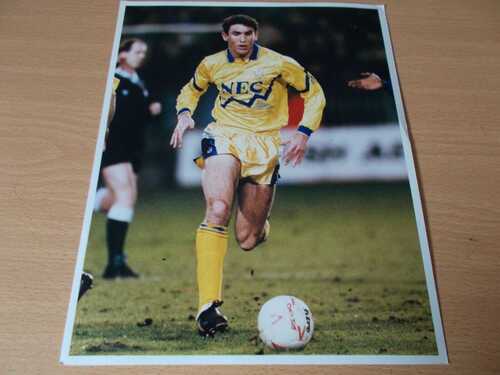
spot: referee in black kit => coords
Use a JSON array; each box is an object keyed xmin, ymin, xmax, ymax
[{"xmin": 94, "ymin": 38, "xmax": 162, "ymax": 279}]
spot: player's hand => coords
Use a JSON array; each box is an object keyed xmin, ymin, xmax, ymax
[
  {"xmin": 347, "ymin": 72, "xmax": 383, "ymax": 91},
  {"xmin": 170, "ymin": 112, "xmax": 195, "ymax": 148},
  {"xmin": 149, "ymin": 102, "xmax": 162, "ymax": 116},
  {"xmin": 281, "ymin": 131, "xmax": 309, "ymax": 167}
]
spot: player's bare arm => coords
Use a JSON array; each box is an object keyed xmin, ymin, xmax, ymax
[
  {"xmin": 282, "ymin": 131, "xmax": 309, "ymax": 166},
  {"xmin": 347, "ymin": 72, "xmax": 383, "ymax": 90},
  {"xmin": 170, "ymin": 111, "xmax": 195, "ymax": 148}
]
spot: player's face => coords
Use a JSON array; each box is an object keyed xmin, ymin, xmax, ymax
[
  {"xmin": 222, "ymin": 24, "xmax": 258, "ymax": 58},
  {"xmin": 125, "ymin": 42, "xmax": 147, "ymax": 69}
]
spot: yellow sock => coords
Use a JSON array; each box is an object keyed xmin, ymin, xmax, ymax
[{"xmin": 196, "ymin": 223, "xmax": 228, "ymax": 310}]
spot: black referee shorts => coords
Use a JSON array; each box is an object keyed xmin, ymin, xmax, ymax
[{"xmin": 102, "ymin": 146, "xmax": 143, "ymax": 174}]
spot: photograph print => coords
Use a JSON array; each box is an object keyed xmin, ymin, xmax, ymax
[{"xmin": 61, "ymin": 1, "xmax": 447, "ymax": 365}]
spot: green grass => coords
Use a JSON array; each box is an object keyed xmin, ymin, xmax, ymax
[{"xmin": 70, "ymin": 183, "xmax": 438, "ymax": 356}]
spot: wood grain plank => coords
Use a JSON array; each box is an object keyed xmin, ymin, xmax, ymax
[{"xmin": 0, "ymin": 0, "xmax": 499, "ymax": 373}]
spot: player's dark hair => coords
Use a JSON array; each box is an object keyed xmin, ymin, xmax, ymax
[
  {"xmin": 119, "ymin": 38, "xmax": 146, "ymax": 53},
  {"xmin": 222, "ymin": 14, "xmax": 258, "ymax": 33}
]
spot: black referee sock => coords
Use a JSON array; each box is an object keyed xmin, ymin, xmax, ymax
[{"xmin": 106, "ymin": 218, "xmax": 129, "ymax": 266}]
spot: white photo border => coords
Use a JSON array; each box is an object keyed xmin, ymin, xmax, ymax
[{"xmin": 60, "ymin": 0, "xmax": 448, "ymax": 365}]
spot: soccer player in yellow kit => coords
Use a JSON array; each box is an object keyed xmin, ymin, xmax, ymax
[{"xmin": 170, "ymin": 15, "xmax": 326, "ymax": 336}]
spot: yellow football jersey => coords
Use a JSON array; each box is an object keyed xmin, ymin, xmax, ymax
[{"xmin": 176, "ymin": 45, "xmax": 326, "ymax": 135}]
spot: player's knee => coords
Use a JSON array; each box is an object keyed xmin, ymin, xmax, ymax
[
  {"xmin": 236, "ymin": 230, "xmax": 259, "ymax": 251},
  {"xmin": 207, "ymin": 199, "xmax": 231, "ymax": 224},
  {"xmin": 238, "ymin": 238, "xmax": 259, "ymax": 251}
]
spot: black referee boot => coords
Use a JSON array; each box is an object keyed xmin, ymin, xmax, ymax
[{"xmin": 102, "ymin": 255, "xmax": 139, "ymax": 279}]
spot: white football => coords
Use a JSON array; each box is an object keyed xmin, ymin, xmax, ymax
[{"xmin": 257, "ymin": 295, "xmax": 314, "ymax": 350}]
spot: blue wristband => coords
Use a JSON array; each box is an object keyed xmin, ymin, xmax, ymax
[
  {"xmin": 177, "ymin": 108, "xmax": 191, "ymax": 116},
  {"xmin": 297, "ymin": 125, "xmax": 313, "ymax": 137}
]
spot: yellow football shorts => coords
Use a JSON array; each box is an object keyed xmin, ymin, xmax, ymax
[{"xmin": 195, "ymin": 123, "xmax": 280, "ymax": 185}]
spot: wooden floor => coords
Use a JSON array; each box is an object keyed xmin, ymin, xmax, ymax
[{"xmin": 1, "ymin": 1, "xmax": 499, "ymax": 374}]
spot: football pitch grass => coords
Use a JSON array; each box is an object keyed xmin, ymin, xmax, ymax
[{"xmin": 70, "ymin": 183, "xmax": 438, "ymax": 356}]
